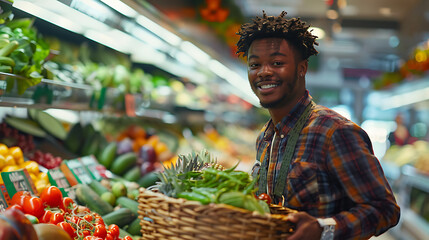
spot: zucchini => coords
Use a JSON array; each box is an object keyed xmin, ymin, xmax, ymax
[
  {"xmin": 125, "ymin": 218, "xmax": 141, "ymax": 236},
  {"xmin": 0, "ymin": 40, "xmax": 18, "ymax": 56},
  {"xmin": 123, "ymin": 166, "xmax": 141, "ymax": 182},
  {"xmin": 102, "ymin": 208, "xmax": 137, "ymax": 228},
  {"xmin": 36, "ymin": 111, "xmax": 67, "ymax": 140},
  {"xmin": 137, "ymin": 171, "xmax": 159, "ymax": 188},
  {"xmin": 116, "ymin": 196, "xmax": 139, "ymax": 214},
  {"xmin": 98, "ymin": 141, "xmax": 117, "ymax": 169},
  {"xmin": 75, "ymin": 184, "xmax": 113, "ymax": 215},
  {"xmin": 110, "ymin": 152, "xmax": 137, "ymax": 176},
  {"xmin": 4, "ymin": 116, "xmax": 46, "ymax": 138},
  {"xmin": 88, "ymin": 180, "xmax": 109, "ymax": 196}
]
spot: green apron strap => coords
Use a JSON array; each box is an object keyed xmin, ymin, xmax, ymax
[{"xmin": 273, "ymin": 101, "xmax": 314, "ymax": 200}]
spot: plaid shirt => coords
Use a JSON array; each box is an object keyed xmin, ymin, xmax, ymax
[{"xmin": 252, "ymin": 91, "xmax": 400, "ymax": 239}]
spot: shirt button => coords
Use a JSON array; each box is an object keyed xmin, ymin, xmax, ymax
[{"xmin": 280, "ymin": 134, "xmax": 284, "ymax": 138}]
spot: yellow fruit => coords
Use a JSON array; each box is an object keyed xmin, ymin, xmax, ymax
[
  {"xmin": 29, "ymin": 173, "xmax": 38, "ymax": 183},
  {"xmin": 0, "ymin": 176, "xmax": 3, "ymax": 184},
  {"xmin": 38, "ymin": 172, "xmax": 49, "ymax": 183},
  {"xmin": 35, "ymin": 180, "xmax": 49, "ymax": 195},
  {"xmin": 9, "ymin": 146, "xmax": 23, "ymax": 160},
  {"xmin": 20, "ymin": 160, "xmax": 39, "ymax": 175},
  {"xmin": 0, "ymin": 143, "xmax": 8, "ymax": 156},
  {"xmin": 0, "ymin": 155, "xmax": 5, "ymax": 169},
  {"xmin": 2, "ymin": 165, "xmax": 19, "ymax": 172},
  {"xmin": 4, "ymin": 155, "xmax": 16, "ymax": 166}
]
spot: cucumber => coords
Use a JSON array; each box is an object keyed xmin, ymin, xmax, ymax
[
  {"xmin": 98, "ymin": 141, "xmax": 117, "ymax": 169},
  {"xmin": 102, "ymin": 208, "xmax": 137, "ymax": 228},
  {"xmin": 88, "ymin": 180, "xmax": 109, "ymax": 196},
  {"xmin": 116, "ymin": 196, "xmax": 139, "ymax": 214},
  {"xmin": 137, "ymin": 171, "xmax": 159, "ymax": 188},
  {"xmin": 123, "ymin": 166, "xmax": 141, "ymax": 182},
  {"xmin": 4, "ymin": 116, "xmax": 46, "ymax": 138},
  {"xmin": 36, "ymin": 111, "xmax": 67, "ymax": 140},
  {"xmin": 75, "ymin": 184, "xmax": 113, "ymax": 215},
  {"xmin": 125, "ymin": 218, "xmax": 141, "ymax": 236},
  {"xmin": 64, "ymin": 123, "xmax": 84, "ymax": 153},
  {"xmin": 27, "ymin": 108, "xmax": 40, "ymax": 121},
  {"xmin": 110, "ymin": 152, "xmax": 137, "ymax": 176}
]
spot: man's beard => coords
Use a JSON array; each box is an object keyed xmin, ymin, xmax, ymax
[{"xmin": 259, "ymin": 70, "xmax": 299, "ymax": 109}]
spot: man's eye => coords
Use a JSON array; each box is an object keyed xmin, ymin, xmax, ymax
[
  {"xmin": 249, "ymin": 63, "xmax": 259, "ymax": 68},
  {"xmin": 273, "ymin": 61, "xmax": 283, "ymax": 66}
]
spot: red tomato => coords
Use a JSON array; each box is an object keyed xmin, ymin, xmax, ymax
[
  {"xmin": 81, "ymin": 230, "xmax": 91, "ymax": 237},
  {"xmin": 257, "ymin": 193, "xmax": 272, "ymax": 205},
  {"xmin": 40, "ymin": 210, "xmax": 53, "ymax": 223},
  {"xmin": 83, "ymin": 237, "xmax": 103, "ymax": 240},
  {"xmin": 61, "ymin": 197, "xmax": 75, "ymax": 213},
  {"xmin": 40, "ymin": 186, "xmax": 63, "ymax": 208},
  {"xmin": 49, "ymin": 212, "xmax": 65, "ymax": 225},
  {"xmin": 11, "ymin": 191, "xmax": 31, "ymax": 207},
  {"xmin": 83, "ymin": 214, "xmax": 93, "ymax": 223},
  {"xmin": 123, "ymin": 236, "xmax": 133, "ymax": 240},
  {"xmin": 23, "ymin": 196, "xmax": 45, "ymax": 218},
  {"xmin": 108, "ymin": 224, "xmax": 120, "ymax": 239},
  {"xmin": 94, "ymin": 216, "xmax": 104, "ymax": 226},
  {"xmin": 7, "ymin": 204, "xmax": 24, "ymax": 212},
  {"xmin": 57, "ymin": 222, "xmax": 76, "ymax": 239},
  {"xmin": 93, "ymin": 224, "xmax": 107, "ymax": 239},
  {"xmin": 105, "ymin": 234, "xmax": 114, "ymax": 240}
]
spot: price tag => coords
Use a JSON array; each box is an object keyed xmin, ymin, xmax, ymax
[
  {"xmin": 79, "ymin": 155, "xmax": 103, "ymax": 181},
  {"xmin": 1, "ymin": 169, "xmax": 38, "ymax": 198},
  {"xmin": 0, "ymin": 184, "xmax": 10, "ymax": 206},
  {"xmin": 0, "ymin": 189, "xmax": 8, "ymax": 212},
  {"xmin": 0, "ymin": 79, "xmax": 6, "ymax": 97},
  {"xmin": 65, "ymin": 159, "xmax": 93, "ymax": 184},
  {"xmin": 48, "ymin": 167, "xmax": 72, "ymax": 189},
  {"xmin": 125, "ymin": 94, "xmax": 136, "ymax": 117}
]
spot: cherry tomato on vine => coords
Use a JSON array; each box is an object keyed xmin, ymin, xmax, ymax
[
  {"xmin": 23, "ymin": 196, "xmax": 45, "ymax": 218},
  {"xmin": 11, "ymin": 191, "xmax": 31, "ymax": 206},
  {"xmin": 105, "ymin": 234, "xmax": 114, "ymax": 240},
  {"xmin": 83, "ymin": 236, "xmax": 103, "ymax": 240},
  {"xmin": 57, "ymin": 222, "xmax": 76, "ymax": 239},
  {"xmin": 80, "ymin": 230, "xmax": 91, "ymax": 238},
  {"xmin": 61, "ymin": 197, "xmax": 75, "ymax": 213},
  {"xmin": 40, "ymin": 186, "xmax": 63, "ymax": 208},
  {"xmin": 40, "ymin": 210, "xmax": 53, "ymax": 223},
  {"xmin": 50, "ymin": 212, "xmax": 65, "ymax": 225},
  {"xmin": 93, "ymin": 224, "xmax": 107, "ymax": 239},
  {"xmin": 108, "ymin": 224, "xmax": 120, "ymax": 239},
  {"xmin": 257, "ymin": 193, "xmax": 272, "ymax": 205},
  {"xmin": 83, "ymin": 214, "xmax": 93, "ymax": 222},
  {"xmin": 123, "ymin": 236, "xmax": 133, "ymax": 240}
]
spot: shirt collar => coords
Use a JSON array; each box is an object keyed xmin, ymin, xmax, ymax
[{"xmin": 263, "ymin": 90, "xmax": 313, "ymax": 140}]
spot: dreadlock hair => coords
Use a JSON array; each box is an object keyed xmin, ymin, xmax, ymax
[{"xmin": 236, "ymin": 11, "xmax": 319, "ymax": 60}]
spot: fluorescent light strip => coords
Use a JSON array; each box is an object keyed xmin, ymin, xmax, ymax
[
  {"xmin": 180, "ymin": 41, "xmax": 211, "ymax": 64},
  {"xmin": 14, "ymin": 1, "xmax": 84, "ymax": 34},
  {"xmin": 136, "ymin": 15, "xmax": 182, "ymax": 46},
  {"xmin": 382, "ymin": 87, "xmax": 429, "ymax": 110},
  {"xmin": 99, "ymin": 0, "xmax": 138, "ymax": 18}
]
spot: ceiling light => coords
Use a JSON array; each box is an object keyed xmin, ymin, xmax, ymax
[
  {"xmin": 136, "ymin": 15, "xmax": 182, "ymax": 46},
  {"xmin": 180, "ymin": 41, "xmax": 211, "ymax": 64},
  {"xmin": 379, "ymin": 8, "xmax": 392, "ymax": 16},
  {"xmin": 309, "ymin": 27, "xmax": 325, "ymax": 39},
  {"xmin": 326, "ymin": 10, "xmax": 339, "ymax": 20},
  {"xmin": 381, "ymin": 87, "xmax": 429, "ymax": 110},
  {"xmin": 99, "ymin": 0, "xmax": 138, "ymax": 18}
]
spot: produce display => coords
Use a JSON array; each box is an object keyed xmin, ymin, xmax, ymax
[
  {"xmin": 2, "ymin": 185, "xmax": 133, "ymax": 240},
  {"xmin": 383, "ymin": 140, "xmax": 429, "ymax": 174}
]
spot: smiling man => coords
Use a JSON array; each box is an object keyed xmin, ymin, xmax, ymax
[{"xmin": 236, "ymin": 11, "xmax": 400, "ymax": 240}]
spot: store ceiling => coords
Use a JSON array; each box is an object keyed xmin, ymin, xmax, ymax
[{"xmin": 145, "ymin": 0, "xmax": 429, "ymax": 88}]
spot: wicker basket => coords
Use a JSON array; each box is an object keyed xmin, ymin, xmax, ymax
[{"xmin": 137, "ymin": 188, "xmax": 296, "ymax": 240}]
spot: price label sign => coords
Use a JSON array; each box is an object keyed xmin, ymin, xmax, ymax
[
  {"xmin": 1, "ymin": 169, "xmax": 37, "ymax": 198},
  {"xmin": 65, "ymin": 159, "xmax": 93, "ymax": 185},
  {"xmin": 0, "ymin": 190, "xmax": 8, "ymax": 212},
  {"xmin": 48, "ymin": 167, "xmax": 72, "ymax": 189},
  {"xmin": 79, "ymin": 155, "xmax": 103, "ymax": 181}
]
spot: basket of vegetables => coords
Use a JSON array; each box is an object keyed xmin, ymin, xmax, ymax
[{"xmin": 137, "ymin": 150, "xmax": 296, "ymax": 240}]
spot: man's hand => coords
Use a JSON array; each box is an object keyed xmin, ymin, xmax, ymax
[{"xmin": 286, "ymin": 212, "xmax": 323, "ymax": 240}]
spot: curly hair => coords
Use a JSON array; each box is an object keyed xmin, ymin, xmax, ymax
[{"xmin": 236, "ymin": 11, "xmax": 319, "ymax": 60}]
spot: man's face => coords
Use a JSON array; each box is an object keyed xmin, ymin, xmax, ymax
[{"xmin": 247, "ymin": 38, "xmax": 305, "ymax": 109}]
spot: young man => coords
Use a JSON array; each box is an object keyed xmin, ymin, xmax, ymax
[{"xmin": 236, "ymin": 11, "xmax": 400, "ymax": 240}]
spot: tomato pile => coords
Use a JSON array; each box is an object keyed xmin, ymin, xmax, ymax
[{"xmin": 7, "ymin": 186, "xmax": 132, "ymax": 240}]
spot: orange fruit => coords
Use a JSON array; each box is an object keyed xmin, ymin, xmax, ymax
[
  {"xmin": 4, "ymin": 155, "xmax": 16, "ymax": 167},
  {"xmin": 0, "ymin": 155, "xmax": 6, "ymax": 169}
]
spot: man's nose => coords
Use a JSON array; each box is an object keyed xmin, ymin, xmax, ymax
[{"xmin": 257, "ymin": 64, "xmax": 273, "ymax": 78}]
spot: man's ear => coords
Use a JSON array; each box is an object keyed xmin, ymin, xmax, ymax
[{"xmin": 299, "ymin": 59, "xmax": 308, "ymax": 77}]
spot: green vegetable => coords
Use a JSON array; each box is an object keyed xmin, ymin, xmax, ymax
[
  {"xmin": 0, "ymin": 65, "xmax": 12, "ymax": 73},
  {"xmin": 112, "ymin": 181, "xmax": 127, "ymax": 198},
  {"xmin": 4, "ymin": 116, "xmax": 46, "ymax": 137},
  {"xmin": 110, "ymin": 152, "xmax": 137, "ymax": 175},
  {"xmin": 0, "ymin": 56, "xmax": 15, "ymax": 66},
  {"xmin": 35, "ymin": 111, "xmax": 67, "ymax": 140},
  {"xmin": 116, "ymin": 196, "xmax": 139, "ymax": 214},
  {"xmin": 0, "ymin": 40, "xmax": 18, "ymax": 56},
  {"xmin": 75, "ymin": 184, "xmax": 113, "ymax": 215},
  {"xmin": 123, "ymin": 166, "xmax": 141, "ymax": 182},
  {"xmin": 101, "ymin": 192, "xmax": 117, "ymax": 207},
  {"xmin": 102, "ymin": 208, "xmax": 137, "ymax": 228},
  {"xmin": 125, "ymin": 218, "xmax": 142, "ymax": 236},
  {"xmin": 99, "ymin": 141, "xmax": 117, "ymax": 169},
  {"xmin": 88, "ymin": 180, "xmax": 110, "ymax": 196}
]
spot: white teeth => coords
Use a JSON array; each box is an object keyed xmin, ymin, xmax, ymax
[{"xmin": 260, "ymin": 84, "xmax": 277, "ymax": 89}]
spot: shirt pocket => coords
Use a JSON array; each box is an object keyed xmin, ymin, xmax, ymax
[{"xmin": 286, "ymin": 161, "xmax": 319, "ymax": 209}]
